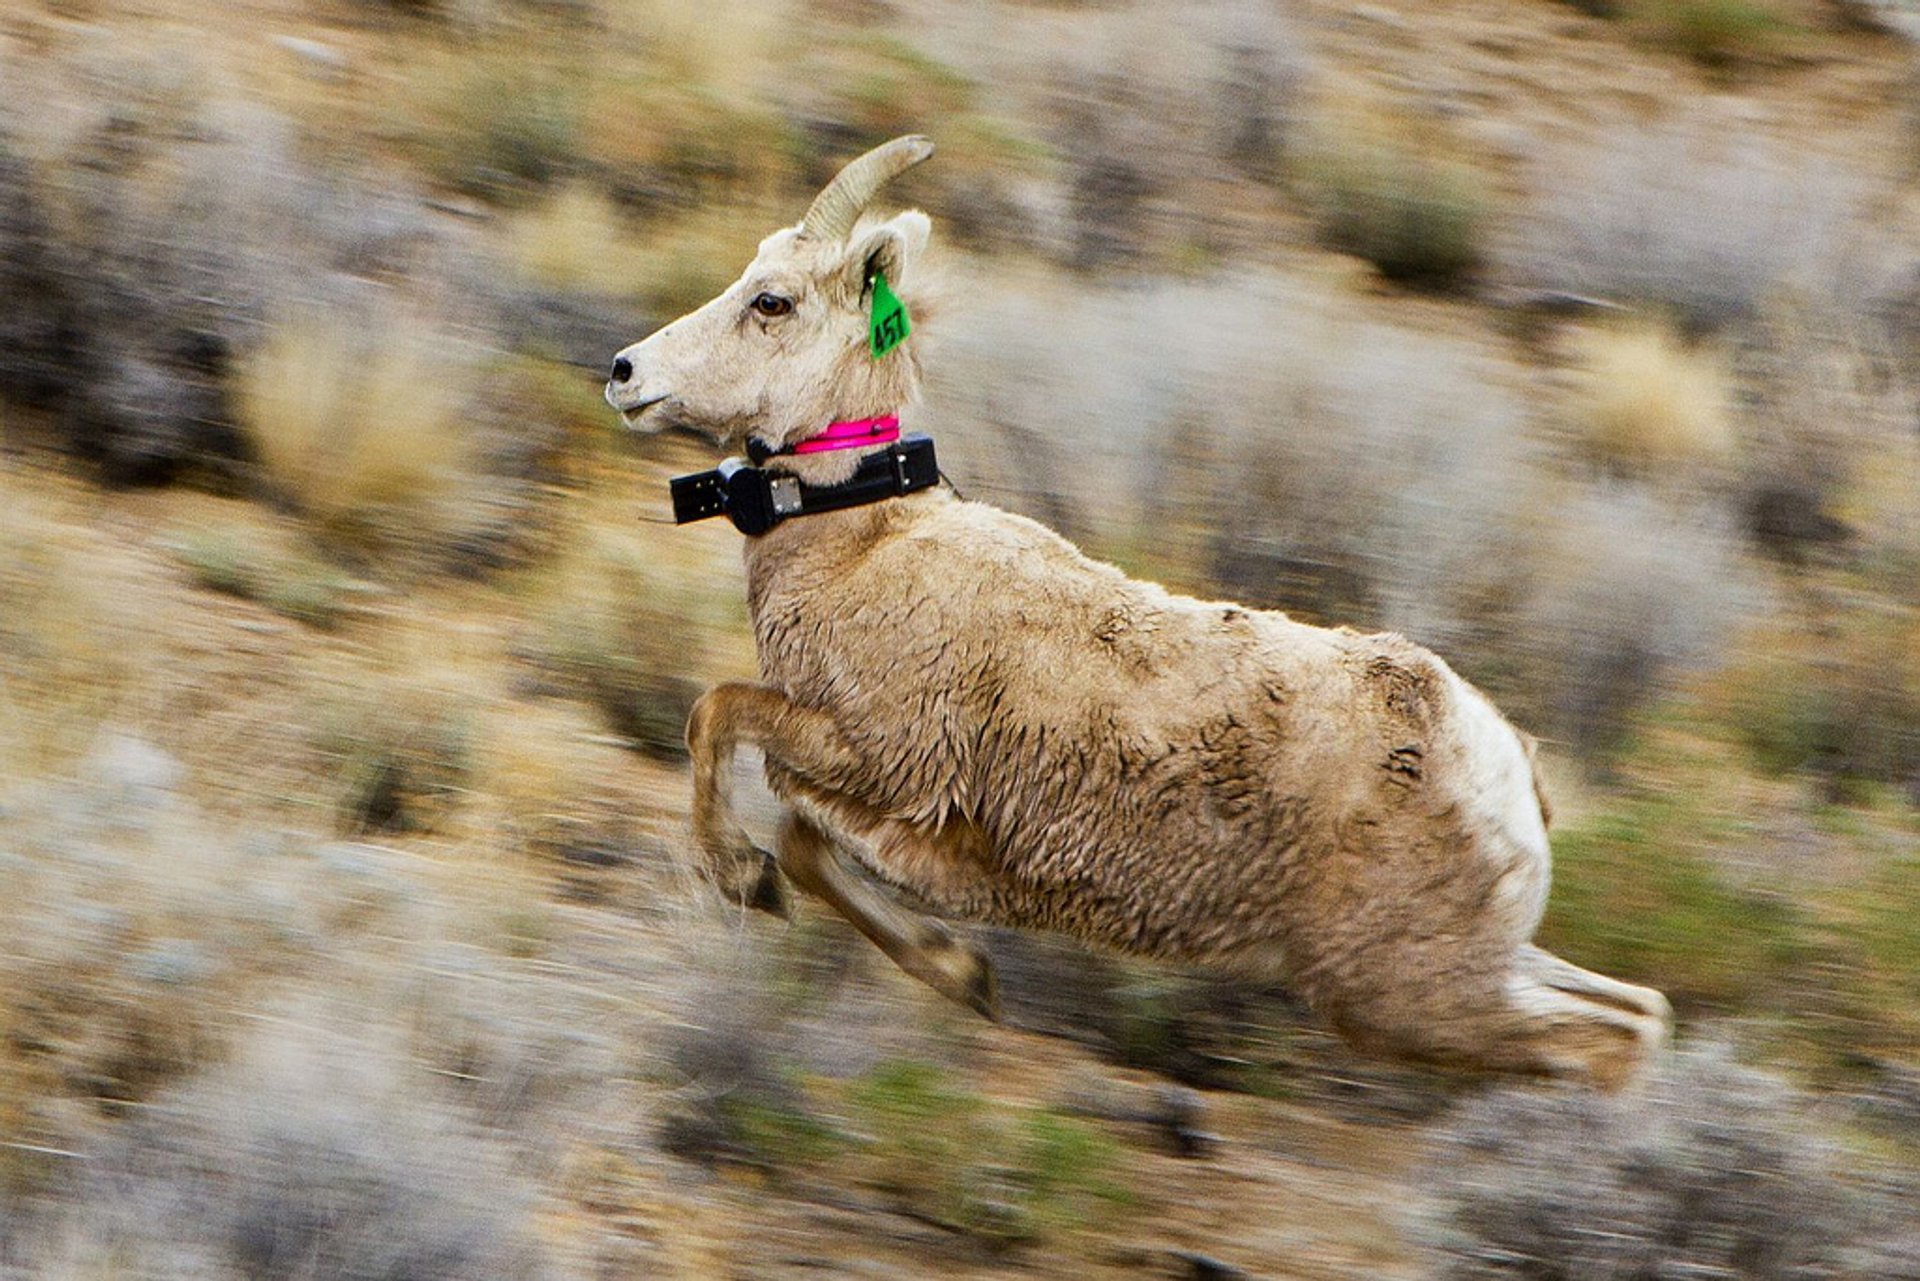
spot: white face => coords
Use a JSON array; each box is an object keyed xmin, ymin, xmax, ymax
[{"xmin": 605, "ymin": 213, "xmax": 929, "ymax": 458}]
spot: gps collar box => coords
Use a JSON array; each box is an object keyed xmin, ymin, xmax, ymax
[{"xmin": 669, "ymin": 433, "xmax": 940, "ymax": 537}]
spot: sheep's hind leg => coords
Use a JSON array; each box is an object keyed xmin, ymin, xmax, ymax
[
  {"xmin": 1488, "ymin": 968, "xmax": 1669, "ymax": 1091},
  {"xmin": 1324, "ymin": 945, "xmax": 1669, "ymax": 1092},
  {"xmin": 776, "ymin": 809, "xmax": 999, "ymax": 1021},
  {"xmin": 685, "ymin": 681, "xmax": 857, "ymax": 917},
  {"xmin": 1520, "ymin": 944, "xmax": 1672, "ymax": 1027}
]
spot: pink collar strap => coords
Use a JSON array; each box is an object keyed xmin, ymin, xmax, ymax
[{"xmin": 788, "ymin": 414, "xmax": 900, "ymax": 455}]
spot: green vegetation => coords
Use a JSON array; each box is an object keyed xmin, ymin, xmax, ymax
[
  {"xmin": 1634, "ymin": 0, "xmax": 1789, "ymax": 67},
  {"xmin": 1540, "ymin": 790, "xmax": 1808, "ymax": 1011},
  {"xmin": 842, "ymin": 1060, "xmax": 1130, "ymax": 1243},
  {"xmin": 659, "ymin": 1046, "xmax": 1132, "ymax": 1247},
  {"xmin": 175, "ymin": 530, "xmax": 360, "ymax": 631},
  {"xmin": 1710, "ymin": 621, "xmax": 1920, "ymax": 802},
  {"xmin": 1298, "ymin": 122, "xmax": 1488, "ymax": 289},
  {"xmin": 1539, "ymin": 723, "xmax": 1920, "ymax": 1073}
]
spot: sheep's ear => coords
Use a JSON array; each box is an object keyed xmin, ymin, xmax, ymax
[{"xmin": 842, "ymin": 211, "xmax": 930, "ymax": 303}]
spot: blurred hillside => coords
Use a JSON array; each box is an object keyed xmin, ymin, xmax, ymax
[{"xmin": 1, "ymin": 0, "xmax": 1918, "ymax": 1276}]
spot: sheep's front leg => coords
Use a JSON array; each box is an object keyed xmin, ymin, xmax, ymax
[
  {"xmin": 685, "ymin": 682, "xmax": 999, "ymax": 1020},
  {"xmin": 684, "ymin": 681, "xmax": 862, "ymax": 916},
  {"xmin": 776, "ymin": 809, "xmax": 999, "ymax": 1021}
]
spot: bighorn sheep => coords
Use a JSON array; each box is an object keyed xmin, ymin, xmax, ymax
[{"xmin": 606, "ymin": 136, "xmax": 1671, "ymax": 1089}]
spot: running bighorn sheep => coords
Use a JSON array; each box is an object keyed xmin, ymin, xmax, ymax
[{"xmin": 606, "ymin": 136, "xmax": 1671, "ymax": 1089}]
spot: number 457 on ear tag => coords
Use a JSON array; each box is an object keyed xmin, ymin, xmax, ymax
[{"xmin": 869, "ymin": 272, "xmax": 910, "ymax": 358}]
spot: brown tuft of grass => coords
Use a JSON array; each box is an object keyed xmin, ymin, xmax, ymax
[
  {"xmin": 525, "ymin": 529, "xmax": 745, "ymax": 759},
  {"xmin": 312, "ymin": 675, "xmax": 476, "ymax": 835},
  {"xmin": 471, "ymin": 701, "xmax": 638, "ymax": 860},
  {"xmin": 507, "ymin": 184, "xmax": 652, "ymax": 296},
  {"xmin": 235, "ymin": 314, "xmax": 476, "ymax": 564},
  {"xmin": 1566, "ymin": 321, "xmax": 1735, "ymax": 479}
]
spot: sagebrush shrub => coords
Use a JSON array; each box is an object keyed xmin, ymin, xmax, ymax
[
  {"xmin": 1416, "ymin": 1044, "xmax": 1915, "ymax": 1279},
  {"xmin": 1503, "ymin": 122, "xmax": 1858, "ymax": 333},
  {"xmin": 39, "ymin": 1033, "xmax": 547, "ymax": 1280},
  {"xmin": 928, "ymin": 269, "xmax": 1529, "ymax": 642},
  {"xmin": 1505, "ymin": 486, "xmax": 1764, "ymax": 759},
  {"xmin": 236, "ymin": 312, "xmax": 478, "ymax": 565}
]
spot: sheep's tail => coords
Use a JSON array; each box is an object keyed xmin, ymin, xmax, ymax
[{"xmin": 1516, "ymin": 729, "xmax": 1553, "ymax": 830}]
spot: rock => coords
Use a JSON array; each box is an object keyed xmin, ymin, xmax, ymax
[
  {"xmin": 1151, "ymin": 1085, "xmax": 1219, "ymax": 1158},
  {"xmin": 1170, "ymin": 1250, "xmax": 1252, "ymax": 1280}
]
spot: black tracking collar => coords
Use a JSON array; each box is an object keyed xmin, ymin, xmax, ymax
[{"xmin": 668, "ymin": 434, "xmax": 941, "ymax": 537}]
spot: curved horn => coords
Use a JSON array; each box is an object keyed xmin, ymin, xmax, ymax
[{"xmin": 800, "ymin": 134, "xmax": 935, "ymax": 242}]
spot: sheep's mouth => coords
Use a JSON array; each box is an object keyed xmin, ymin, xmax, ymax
[{"xmin": 618, "ymin": 394, "xmax": 669, "ymax": 429}]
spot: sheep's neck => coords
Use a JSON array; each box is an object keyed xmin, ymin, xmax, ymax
[{"xmin": 741, "ymin": 480, "xmax": 943, "ymax": 613}]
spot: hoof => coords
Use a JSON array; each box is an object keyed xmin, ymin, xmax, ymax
[
  {"xmin": 746, "ymin": 853, "xmax": 791, "ymax": 919},
  {"xmin": 707, "ymin": 844, "xmax": 788, "ymax": 918},
  {"xmin": 964, "ymin": 952, "xmax": 1001, "ymax": 1023}
]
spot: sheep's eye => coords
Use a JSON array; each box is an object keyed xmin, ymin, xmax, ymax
[{"xmin": 750, "ymin": 292, "xmax": 793, "ymax": 318}]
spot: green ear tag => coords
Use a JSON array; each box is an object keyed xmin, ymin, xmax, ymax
[{"xmin": 869, "ymin": 272, "xmax": 910, "ymax": 359}]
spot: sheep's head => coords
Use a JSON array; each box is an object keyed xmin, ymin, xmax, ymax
[{"xmin": 605, "ymin": 136, "xmax": 934, "ymax": 473}]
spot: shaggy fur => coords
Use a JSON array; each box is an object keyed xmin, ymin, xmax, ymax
[{"xmin": 607, "ymin": 140, "xmax": 1671, "ymax": 1089}]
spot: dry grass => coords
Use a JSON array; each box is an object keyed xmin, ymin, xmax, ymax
[
  {"xmin": 234, "ymin": 313, "xmax": 476, "ymax": 564},
  {"xmin": 0, "ymin": 484, "xmax": 150, "ymax": 780},
  {"xmin": 313, "ymin": 677, "xmax": 475, "ymax": 836},
  {"xmin": 473, "ymin": 701, "xmax": 633, "ymax": 857},
  {"xmin": 1566, "ymin": 321, "xmax": 1735, "ymax": 479}
]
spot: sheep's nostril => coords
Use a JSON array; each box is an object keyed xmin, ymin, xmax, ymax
[{"xmin": 610, "ymin": 356, "xmax": 633, "ymax": 385}]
